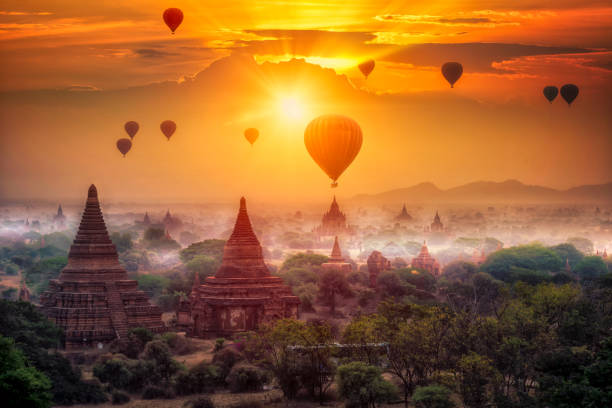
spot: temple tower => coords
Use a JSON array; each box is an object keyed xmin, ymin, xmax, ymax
[
  {"xmin": 321, "ymin": 236, "xmax": 352, "ymax": 274},
  {"xmin": 314, "ymin": 196, "xmax": 353, "ymax": 237},
  {"xmin": 40, "ymin": 185, "xmax": 164, "ymax": 349},
  {"xmin": 411, "ymin": 241, "xmax": 441, "ymax": 276}
]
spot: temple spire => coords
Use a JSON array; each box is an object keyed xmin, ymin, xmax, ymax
[{"xmin": 330, "ymin": 236, "xmax": 344, "ymax": 262}]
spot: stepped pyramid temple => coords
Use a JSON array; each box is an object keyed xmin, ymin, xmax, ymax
[
  {"xmin": 41, "ymin": 185, "xmax": 164, "ymax": 349},
  {"xmin": 395, "ymin": 204, "xmax": 413, "ymax": 221},
  {"xmin": 314, "ymin": 196, "xmax": 354, "ymax": 237},
  {"xmin": 321, "ymin": 237, "xmax": 352, "ymax": 274},
  {"xmin": 411, "ymin": 241, "xmax": 441, "ymax": 276},
  {"xmin": 189, "ymin": 197, "xmax": 299, "ymax": 338}
]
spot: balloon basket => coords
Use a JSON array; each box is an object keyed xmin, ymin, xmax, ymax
[{"xmin": 331, "ymin": 182, "xmax": 338, "ymax": 188}]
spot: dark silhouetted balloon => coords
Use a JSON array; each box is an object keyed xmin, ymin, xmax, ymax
[
  {"xmin": 244, "ymin": 128, "xmax": 259, "ymax": 146},
  {"xmin": 560, "ymin": 84, "xmax": 579, "ymax": 106},
  {"xmin": 304, "ymin": 115, "xmax": 363, "ymax": 188},
  {"xmin": 116, "ymin": 138, "xmax": 132, "ymax": 157},
  {"xmin": 543, "ymin": 86, "xmax": 558, "ymax": 103},
  {"xmin": 163, "ymin": 8, "xmax": 183, "ymax": 34},
  {"xmin": 358, "ymin": 60, "xmax": 375, "ymax": 79},
  {"xmin": 124, "ymin": 121, "xmax": 139, "ymax": 139},
  {"xmin": 441, "ymin": 62, "xmax": 463, "ymax": 88},
  {"xmin": 160, "ymin": 120, "xmax": 176, "ymax": 141}
]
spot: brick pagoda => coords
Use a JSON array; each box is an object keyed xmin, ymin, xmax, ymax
[
  {"xmin": 314, "ymin": 196, "xmax": 354, "ymax": 237},
  {"xmin": 41, "ymin": 185, "xmax": 164, "ymax": 349},
  {"xmin": 321, "ymin": 236, "xmax": 352, "ymax": 274},
  {"xmin": 189, "ymin": 197, "xmax": 299, "ymax": 337},
  {"xmin": 411, "ymin": 241, "xmax": 441, "ymax": 276}
]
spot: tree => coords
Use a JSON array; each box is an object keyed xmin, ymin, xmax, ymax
[
  {"xmin": 412, "ymin": 385, "xmax": 455, "ymax": 408},
  {"xmin": 549, "ymin": 243, "xmax": 584, "ymax": 269},
  {"xmin": 179, "ymin": 239, "xmax": 225, "ymax": 263},
  {"xmin": 318, "ymin": 268, "xmax": 352, "ymax": 314},
  {"xmin": 566, "ymin": 237, "xmax": 594, "ymax": 255},
  {"xmin": 281, "ymin": 252, "xmax": 328, "ymax": 272},
  {"xmin": 377, "ymin": 271, "xmax": 410, "ymax": 299},
  {"xmin": 480, "ymin": 245, "xmax": 563, "ymax": 278},
  {"xmin": 337, "ymin": 361, "xmax": 397, "ymax": 408},
  {"xmin": 574, "ymin": 256, "xmax": 608, "ymax": 279},
  {"xmin": 442, "ymin": 261, "xmax": 478, "ymax": 283},
  {"xmin": 110, "ymin": 232, "xmax": 133, "ymax": 253},
  {"xmin": 186, "ymin": 255, "xmax": 220, "ymax": 280},
  {"xmin": 140, "ymin": 340, "xmax": 182, "ymax": 380},
  {"xmin": 457, "ymin": 352, "xmax": 497, "ymax": 408},
  {"xmin": 0, "ymin": 335, "xmax": 52, "ymax": 408}
]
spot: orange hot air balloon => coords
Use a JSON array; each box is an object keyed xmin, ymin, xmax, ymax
[
  {"xmin": 244, "ymin": 128, "xmax": 259, "ymax": 146},
  {"xmin": 160, "ymin": 120, "xmax": 176, "ymax": 141},
  {"xmin": 124, "ymin": 121, "xmax": 139, "ymax": 139},
  {"xmin": 441, "ymin": 62, "xmax": 463, "ymax": 88},
  {"xmin": 116, "ymin": 138, "xmax": 132, "ymax": 157},
  {"xmin": 358, "ymin": 60, "xmax": 375, "ymax": 79},
  {"xmin": 163, "ymin": 8, "xmax": 183, "ymax": 34},
  {"xmin": 304, "ymin": 115, "xmax": 363, "ymax": 188}
]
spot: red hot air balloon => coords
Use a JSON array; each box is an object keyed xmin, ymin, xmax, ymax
[
  {"xmin": 358, "ymin": 60, "xmax": 375, "ymax": 79},
  {"xmin": 116, "ymin": 138, "xmax": 132, "ymax": 157},
  {"xmin": 560, "ymin": 84, "xmax": 579, "ymax": 106},
  {"xmin": 124, "ymin": 121, "xmax": 139, "ymax": 139},
  {"xmin": 441, "ymin": 62, "xmax": 463, "ymax": 88},
  {"xmin": 163, "ymin": 8, "xmax": 183, "ymax": 34},
  {"xmin": 244, "ymin": 128, "xmax": 259, "ymax": 146},
  {"xmin": 160, "ymin": 120, "xmax": 176, "ymax": 141},
  {"xmin": 543, "ymin": 86, "xmax": 559, "ymax": 103},
  {"xmin": 304, "ymin": 115, "xmax": 363, "ymax": 188}
]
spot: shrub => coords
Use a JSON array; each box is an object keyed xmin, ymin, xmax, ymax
[
  {"xmin": 212, "ymin": 347, "xmax": 244, "ymax": 380},
  {"xmin": 162, "ymin": 332, "xmax": 197, "ymax": 355},
  {"xmin": 142, "ymin": 385, "xmax": 170, "ymax": 399},
  {"xmin": 111, "ymin": 391, "xmax": 130, "ymax": 405},
  {"xmin": 175, "ymin": 362, "xmax": 219, "ymax": 395},
  {"xmin": 185, "ymin": 395, "xmax": 215, "ymax": 408},
  {"xmin": 226, "ymin": 363, "xmax": 268, "ymax": 393},
  {"xmin": 336, "ymin": 361, "xmax": 397, "ymax": 408},
  {"xmin": 412, "ymin": 385, "xmax": 455, "ymax": 408},
  {"xmin": 214, "ymin": 338, "xmax": 225, "ymax": 352}
]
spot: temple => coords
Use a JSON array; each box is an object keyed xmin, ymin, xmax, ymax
[
  {"xmin": 367, "ymin": 251, "xmax": 391, "ymax": 288},
  {"xmin": 143, "ymin": 212, "xmax": 151, "ymax": 225},
  {"xmin": 40, "ymin": 185, "xmax": 164, "ymax": 349},
  {"xmin": 320, "ymin": 237, "xmax": 352, "ymax": 274},
  {"xmin": 163, "ymin": 209, "xmax": 182, "ymax": 232},
  {"xmin": 314, "ymin": 196, "xmax": 354, "ymax": 237},
  {"xmin": 189, "ymin": 197, "xmax": 299, "ymax": 338},
  {"xmin": 430, "ymin": 211, "xmax": 444, "ymax": 232},
  {"xmin": 411, "ymin": 241, "xmax": 441, "ymax": 276},
  {"xmin": 54, "ymin": 204, "xmax": 66, "ymax": 228},
  {"xmin": 395, "ymin": 204, "xmax": 413, "ymax": 221},
  {"xmin": 471, "ymin": 249, "xmax": 486, "ymax": 266}
]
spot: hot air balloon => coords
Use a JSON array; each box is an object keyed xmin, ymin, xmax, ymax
[
  {"xmin": 244, "ymin": 128, "xmax": 259, "ymax": 146},
  {"xmin": 160, "ymin": 120, "xmax": 176, "ymax": 141},
  {"xmin": 124, "ymin": 121, "xmax": 139, "ymax": 139},
  {"xmin": 304, "ymin": 115, "xmax": 363, "ymax": 188},
  {"xmin": 163, "ymin": 8, "xmax": 183, "ymax": 34},
  {"xmin": 543, "ymin": 86, "xmax": 558, "ymax": 103},
  {"xmin": 358, "ymin": 60, "xmax": 375, "ymax": 79},
  {"xmin": 560, "ymin": 84, "xmax": 579, "ymax": 106},
  {"xmin": 441, "ymin": 62, "xmax": 463, "ymax": 88},
  {"xmin": 116, "ymin": 138, "xmax": 132, "ymax": 157}
]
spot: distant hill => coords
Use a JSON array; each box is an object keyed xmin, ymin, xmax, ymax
[{"xmin": 350, "ymin": 180, "xmax": 612, "ymax": 205}]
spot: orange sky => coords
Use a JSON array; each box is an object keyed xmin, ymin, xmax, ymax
[{"xmin": 0, "ymin": 1, "xmax": 611, "ymax": 203}]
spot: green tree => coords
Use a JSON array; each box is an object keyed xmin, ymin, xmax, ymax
[
  {"xmin": 566, "ymin": 237, "xmax": 594, "ymax": 255},
  {"xmin": 549, "ymin": 243, "xmax": 584, "ymax": 269},
  {"xmin": 110, "ymin": 232, "xmax": 134, "ymax": 253},
  {"xmin": 337, "ymin": 361, "xmax": 397, "ymax": 408},
  {"xmin": 179, "ymin": 239, "xmax": 226, "ymax": 263},
  {"xmin": 442, "ymin": 261, "xmax": 478, "ymax": 283},
  {"xmin": 318, "ymin": 268, "xmax": 352, "ymax": 314},
  {"xmin": 457, "ymin": 352, "xmax": 497, "ymax": 408},
  {"xmin": 0, "ymin": 335, "xmax": 52, "ymax": 408},
  {"xmin": 281, "ymin": 252, "xmax": 328, "ymax": 272},
  {"xmin": 480, "ymin": 245, "xmax": 563, "ymax": 278},
  {"xmin": 186, "ymin": 255, "xmax": 219, "ymax": 280},
  {"xmin": 574, "ymin": 256, "xmax": 608, "ymax": 279},
  {"xmin": 412, "ymin": 385, "xmax": 455, "ymax": 408}
]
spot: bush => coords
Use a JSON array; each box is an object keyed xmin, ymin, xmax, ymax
[
  {"xmin": 175, "ymin": 362, "xmax": 219, "ymax": 395},
  {"xmin": 214, "ymin": 338, "xmax": 225, "ymax": 352},
  {"xmin": 142, "ymin": 385, "xmax": 171, "ymax": 399},
  {"xmin": 412, "ymin": 385, "xmax": 455, "ymax": 408},
  {"xmin": 337, "ymin": 361, "xmax": 397, "ymax": 408},
  {"xmin": 162, "ymin": 332, "xmax": 197, "ymax": 355},
  {"xmin": 111, "ymin": 391, "xmax": 130, "ymax": 405},
  {"xmin": 185, "ymin": 395, "xmax": 215, "ymax": 408},
  {"xmin": 212, "ymin": 346, "xmax": 244, "ymax": 380},
  {"xmin": 226, "ymin": 363, "xmax": 268, "ymax": 393}
]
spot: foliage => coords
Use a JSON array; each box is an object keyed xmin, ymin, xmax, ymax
[
  {"xmin": 143, "ymin": 228, "xmax": 181, "ymax": 251},
  {"xmin": 212, "ymin": 345, "xmax": 244, "ymax": 380},
  {"xmin": 179, "ymin": 239, "xmax": 226, "ymax": 263},
  {"xmin": 566, "ymin": 237, "xmax": 594, "ymax": 254},
  {"xmin": 136, "ymin": 274, "xmax": 169, "ymax": 298},
  {"xmin": 186, "ymin": 255, "xmax": 219, "ymax": 280},
  {"xmin": 142, "ymin": 385, "xmax": 171, "ymax": 399},
  {"xmin": 139, "ymin": 340, "xmax": 182, "ymax": 380},
  {"xmin": 41, "ymin": 232, "xmax": 72, "ymax": 251},
  {"xmin": 412, "ymin": 385, "xmax": 455, "ymax": 408},
  {"xmin": 318, "ymin": 268, "xmax": 352, "ymax": 314},
  {"xmin": 442, "ymin": 261, "xmax": 478, "ymax": 283},
  {"xmin": 281, "ymin": 252, "xmax": 328, "ymax": 272},
  {"xmin": 0, "ymin": 335, "xmax": 52, "ymax": 408},
  {"xmin": 574, "ymin": 256, "xmax": 608, "ymax": 279},
  {"xmin": 23, "ymin": 256, "xmax": 68, "ymax": 296},
  {"xmin": 397, "ymin": 268, "xmax": 437, "ymax": 292},
  {"xmin": 377, "ymin": 271, "xmax": 412, "ymax": 299},
  {"xmin": 175, "ymin": 362, "xmax": 219, "ymax": 395},
  {"xmin": 110, "ymin": 232, "xmax": 133, "ymax": 253},
  {"xmin": 337, "ymin": 361, "xmax": 397, "ymax": 408},
  {"xmin": 161, "ymin": 332, "xmax": 197, "ymax": 355},
  {"xmin": 457, "ymin": 352, "xmax": 497, "ymax": 408},
  {"xmin": 549, "ymin": 243, "xmax": 584, "ymax": 269},
  {"xmin": 480, "ymin": 245, "xmax": 563, "ymax": 277},
  {"xmin": 226, "ymin": 363, "xmax": 268, "ymax": 393}
]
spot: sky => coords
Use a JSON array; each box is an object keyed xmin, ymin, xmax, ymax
[{"xmin": 0, "ymin": 1, "xmax": 611, "ymax": 204}]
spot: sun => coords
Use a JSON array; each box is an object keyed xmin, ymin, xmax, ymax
[{"xmin": 278, "ymin": 96, "xmax": 304, "ymax": 120}]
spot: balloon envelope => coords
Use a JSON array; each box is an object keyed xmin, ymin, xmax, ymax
[
  {"xmin": 304, "ymin": 115, "xmax": 363, "ymax": 187},
  {"xmin": 160, "ymin": 120, "xmax": 176, "ymax": 140},
  {"xmin": 244, "ymin": 128, "xmax": 259, "ymax": 145},
  {"xmin": 560, "ymin": 84, "xmax": 579, "ymax": 106},
  {"xmin": 358, "ymin": 60, "xmax": 375, "ymax": 79},
  {"xmin": 543, "ymin": 86, "xmax": 558, "ymax": 103},
  {"xmin": 116, "ymin": 138, "xmax": 132, "ymax": 157},
  {"xmin": 124, "ymin": 121, "xmax": 139, "ymax": 139},
  {"xmin": 163, "ymin": 8, "xmax": 183, "ymax": 33},
  {"xmin": 441, "ymin": 62, "xmax": 463, "ymax": 88}
]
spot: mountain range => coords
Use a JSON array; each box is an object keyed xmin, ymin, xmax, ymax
[{"xmin": 350, "ymin": 180, "xmax": 612, "ymax": 205}]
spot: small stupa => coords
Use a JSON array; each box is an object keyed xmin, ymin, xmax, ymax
[
  {"xmin": 40, "ymin": 185, "xmax": 164, "ymax": 349},
  {"xmin": 411, "ymin": 241, "xmax": 441, "ymax": 276},
  {"xmin": 189, "ymin": 197, "xmax": 299, "ymax": 337},
  {"xmin": 395, "ymin": 204, "xmax": 413, "ymax": 221},
  {"xmin": 321, "ymin": 236, "xmax": 352, "ymax": 274}
]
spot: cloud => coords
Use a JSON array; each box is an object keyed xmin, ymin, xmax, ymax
[
  {"xmin": 0, "ymin": 11, "xmax": 52, "ymax": 16},
  {"xmin": 133, "ymin": 48, "xmax": 178, "ymax": 58},
  {"xmin": 375, "ymin": 14, "xmax": 518, "ymax": 27}
]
